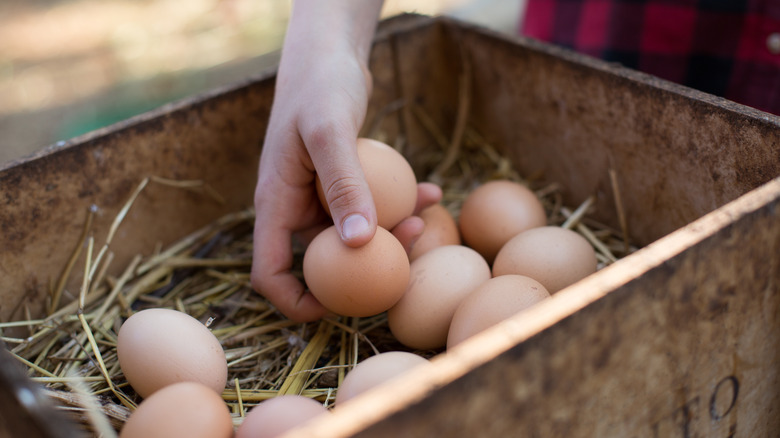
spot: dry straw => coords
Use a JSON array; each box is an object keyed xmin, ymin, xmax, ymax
[{"xmin": 6, "ymin": 93, "xmax": 636, "ymax": 436}]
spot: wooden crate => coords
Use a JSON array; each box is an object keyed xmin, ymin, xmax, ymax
[{"xmin": 1, "ymin": 14, "xmax": 778, "ymax": 437}]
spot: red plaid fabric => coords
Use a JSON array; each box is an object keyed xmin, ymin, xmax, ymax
[{"xmin": 521, "ymin": 0, "xmax": 780, "ymax": 115}]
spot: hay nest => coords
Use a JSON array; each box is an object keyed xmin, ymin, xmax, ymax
[{"xmin": 3, "ymin": 103, "xmax": 636, "ymax": 435}]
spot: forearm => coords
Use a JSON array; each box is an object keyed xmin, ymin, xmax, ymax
[{"xmin": 282, "ymin": 0, "xmax": 385, "ymax": 67}]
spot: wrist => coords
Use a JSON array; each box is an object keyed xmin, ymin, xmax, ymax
[{"xmin": 283, "ymin": 0, "xmax": 383, "ymax": 63}]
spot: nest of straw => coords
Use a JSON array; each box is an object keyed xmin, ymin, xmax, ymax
[{"xmin": 3, "ymin": 96, "xmax": 636, "ymax": 436}]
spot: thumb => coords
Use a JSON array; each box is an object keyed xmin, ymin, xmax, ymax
[{"xmin": 308, "ymin": 131, "xmax": 377, "ymax": 247}]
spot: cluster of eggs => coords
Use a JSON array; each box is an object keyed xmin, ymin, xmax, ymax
[
  {"xmin": 113, "ymin": 137, "xmax": 597, "ymax": 437},
  {"xmin": 116, "ymin": 308, "xmax": 334, "ymax": 438},
  {"xmin": 114, "ymin": 314, "xmax": 428, "ymax": 437},
  {"xmin": 304, "ymin": 138, "xmax": 598, "ymax": 350}
]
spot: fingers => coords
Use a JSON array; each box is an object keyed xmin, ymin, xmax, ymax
[
  {"xmin": 249, "ymin": 265, "xmax": 328, "ymax": 323},
  {"xmin": 251, "ymin": 135, "xmax": 330, "ymax": 322},
  {"xmin": 251, "ymin": 204, "xmax": 329, "ymax": 323},
  {"xmin": 413, "ymin": 182, "xmax": 443, "ymax": 215},
  {"xmin": 252, "ymin": 163, "xmax": 444, "ymax": 319},
  {"xmin": 303, "ymin": 125, "xmax": 377, "ymax": 248},
  {"xmin": 391, "ymin": 215, "xmax": 426, "ymax": 255},
  {"xmin": 391, "ymin": 182, "xmax": 444, "ymax": 255}
]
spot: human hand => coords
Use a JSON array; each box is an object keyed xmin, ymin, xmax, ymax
[
  {"xmin": 252, "ymin": 129, "xmax": 441, "ymax": 322},
  {"xmin": 250, "ymin": 0, "xmax": 441, "ymax": 322},
  {"xmin": 250, "ymin": 46, "xmax": 372, "ymax": 322}
]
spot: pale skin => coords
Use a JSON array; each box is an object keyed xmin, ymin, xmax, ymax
[{"xmin": 251, "ymin": 0, "xmax": 441, "ymax": 322}]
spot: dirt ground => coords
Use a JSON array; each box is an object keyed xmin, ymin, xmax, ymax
[{"xmin": 0, "ymin": 0, "xmax": 522, "ymax": 166}]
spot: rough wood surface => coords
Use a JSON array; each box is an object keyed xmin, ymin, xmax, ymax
[
  {"xmin": 453, "ymin": 20, "xmax": 780, "ymax": 247},
  {"xmin": 0, "ymin": 75, "xmax": 273, "ymax": 324}
]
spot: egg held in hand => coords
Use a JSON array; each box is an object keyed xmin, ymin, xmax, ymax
[
  {"xmin": 117, "ymin": 308, "xmax": 227, "ymax": 398},
  {"xmin": 447, "ymin": 275, "xmax": 550, "ymax": 349},
  {"xmin": 458, "ymin": 180, "xmax": 547, "ymax": 263},
  {"xmin": 316, "ymin": 137, "xmax": 418, "ymax": 230},
  {"xmin": 119, "ymin": 382, "xmax": 233, "ymax": 438},
  {"xmin": 235, "ymin": 395, "xmax": 329, "ymax": 438},
  {"xmin": 492, "ymin": 226, "xmax": 597, "ymax": 293},
  {"xmin": 303, "ymin": 225, "xmax": 410, "ymax": 317},
  {"xmin": 388, "ymin": 245, "xmax": 491, "ymax": 350}
]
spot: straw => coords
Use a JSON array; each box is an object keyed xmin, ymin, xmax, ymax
[
  {"xmin": 66, "ymin": 369, "xmax": 117, "ymax": 438},
  {"xmin": 49, "ymin": 206, "xmax": 94, "ymax": 315},
  {"xmin": 277, "ymin": 321, "xmax": 334, "ymax": 396},
  {"xmin": 11, "ymin": 92, "xmax": 640, "ymax": 436}
]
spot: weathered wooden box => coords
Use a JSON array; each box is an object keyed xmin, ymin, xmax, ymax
[{"xmin": 1, "ymin": 14, "xmax": 778, "ymax": 437}]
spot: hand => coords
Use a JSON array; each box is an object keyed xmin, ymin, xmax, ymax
[
  {"xmin": 390, "ymin": 182, "xmax": 443, "ymax": 254},
  {"xmin": 251, "ymin": 0, "xmax": 442, "ymax": 322},
  {"xmin": 253, "ymin": 140, "xmax": 440, "ymax": 323},
  {"xmin": 252, "ymin": 115, "xmax": 441, "ymax": 322},
  {"xmin": 251, "ymin": 48, "xmax": 372, "ymax": 322}
]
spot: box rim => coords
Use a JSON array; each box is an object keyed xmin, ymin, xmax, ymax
[{"xmin": 278, "ymin": 175, "xmax": 780, "ymax": 437}]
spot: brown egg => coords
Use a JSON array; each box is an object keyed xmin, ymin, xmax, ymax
[
  {"xmin": 447, "ymin": 275, "xmax": 550, "ymax": 349},
  {"xmin": 409, "ymin": 203, "xmax": 461, "ymax": 262},
  {"xmin": 492, "ymin": 226, "xmax": 597, "ymax": 293},
  {"xmin": 388, "ymin": 245, "xmax": 491, "ymax": 350},
  {"xmin": 235, "ymin": 395, "xmax": 329, "ymax": 438},
  {"xmin": 303, "ymin": 225, "xmax": 410, "ymax": 317},
  {"xmin": 458, "ymin": 180, "xmax": 547, "ymax": 263},
  {"xmin": 117, "ymin": 308, "xmax": 227, "ymax": 398},
  {"xmin": 335, "ymin": 351, "xmax": 430, "ymax": 405},
  {"xmin": 119, "ymin": 382, "xmax": 233, "ymax": 438},
  {"xmin": 316, "ymin": 137, "xmax": 418, "ymax": 230}
]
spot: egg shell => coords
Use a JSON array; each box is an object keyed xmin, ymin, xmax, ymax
[
  {"xmin": 119, "ymin": 382, "xmax": 233, "ymax": 438},
  {"xmin": 458, "ymin": 180, "xmax": 547, "ymax": 263},
  {"xmin": 235, "ymin": 395, "xmax": 329, "ymax": 438},
  {"xmin": 409, "ymin": 203, "xmax": 461, "ymax": 262},
  {"xmin": 492, "ymin": 226, "xmax": 598, "ymax": 293},
  {"xmin": 388, "ymin": 245, "xmax": 491, "ymax": 350},
  {"xmin": 303, "ymin": 225, "xmax": 410, "ymax": 317},
  {"xmin": 117, "ymin": 308, "xmax": 227, "ymax": 398},
  {"xmin": 316, "ymin": 137, "xmax": 418, "ymax": 230},
  {"xmin": 447, "ymin": 275, "xmax": 550, "ymax": 349},
  {"xmin": 336, "ymin": 351, "xmax": 430, "ymax": 405}
]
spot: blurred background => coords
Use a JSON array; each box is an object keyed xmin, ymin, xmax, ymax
[{"xmin": 0, "ymin": 0, "xmax": 523, "ymax": 166}]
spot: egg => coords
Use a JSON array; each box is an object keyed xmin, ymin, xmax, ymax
[
  {"xmin": 447, "ymin": 275, "xmax": 550, "ymax": 349},
  {"xmin": 316, "ymin": 137, "xmax": 418, "ymax": 230},
  {"xmin": 336, "ymin": 351, "xmax": 430, "ymax": 405},
  {"xmin": 117, "ymin": 308, "xmax": 227, "ymax": 398},
  {"xmin": 235, "ymin": 395, "xmax": 329, "ymax": 438},
  {"xmin": 492, "ymin": 226, "xmax": 597, "ymax": 293},
  {"xmin": 119, "ymin": 382, "xmax": 233, "ymax": 438},
  {"xmin": 388, "ymin": 245, "xmax": 491, "ymax": 350},
  {"xmin": 303, "ymin": 225, "xmax": 410, "ymax": 317},
  {"xmin": 458, "ymin": 180, "xmax": 547, "ymax": 263},
  {"xmin": 408, "ymin": 203, "xmax": 461, "ymax": 262}
]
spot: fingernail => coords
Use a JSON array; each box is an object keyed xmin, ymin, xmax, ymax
[{"xmin": 342, "ymin": 214, "xmax": 370, "ymax": 241}]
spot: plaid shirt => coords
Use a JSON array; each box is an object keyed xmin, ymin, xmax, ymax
[{"xmin": 521, "ymin": 0, "xmax": 780, "ymax": 115}]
